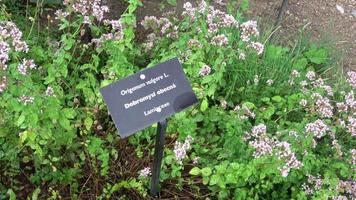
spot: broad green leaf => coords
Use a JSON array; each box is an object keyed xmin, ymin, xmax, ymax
[
  {"xmin": 293, "ymin": 58, "xmax": 308, "ymax": 70},
  {"xmin": 84, "ymin": 117, "xmax": 93, "ymax": 131},
  {"xmin": 201, "ymin": 167, "xmax": 212, "ymax": 177},
  {"xmin": 16, "ymin": 113, "xmax": 26, "ymax": 127},
  {"xmin": 262, "ymin": 106, "xmax": 275, "ymax": 120},
  {"xmin": 200, "ymin": 99, "xmax": 209, "ymax": 112},
  {"xmin": 63, "ymin": 108, "xmax": 76, "ymax": 119},
  {"xmin": 209, "ymin": 174, "xmax": 219, "ymax": 186},
  {"xmin": 7, "ymin": 189, "xmax": 16, "ymax": 200},
  {"xmin": 305, "ymin": 45, "xmax": 327, "ymax": 64},
  {"xmin": 189, "ymin": 167, "xmax": 201, "ymax": 176},
  {"xmin": 59, "ymin": 116, "xmax": 71, "ymax": 130},
  {"xmin": 242, "ymin": 102, "xmax": 255, "ymax": 109},
  {"xmin": 272, "ymin": 96, "xmax": 283, "ymax": 103}
]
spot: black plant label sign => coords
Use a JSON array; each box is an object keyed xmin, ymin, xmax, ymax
[{"xmin": 100, "ymin": 58, "xmax": 198, "ymax": 138}]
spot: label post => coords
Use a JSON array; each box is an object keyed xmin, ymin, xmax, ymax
[{"xmin": 150, "ymin": 119, "xmax": 167, "ymax": 197}]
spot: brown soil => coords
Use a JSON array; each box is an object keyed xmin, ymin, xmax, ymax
[
  {"xmin": 238, "ymin": 0, "xmax": 356, "ymax": 70},
  {"xmin": 106, "ymin": 0, "xmax": 356, "ymax": 70}
]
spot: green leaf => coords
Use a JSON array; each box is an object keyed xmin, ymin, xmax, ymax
[
  {"xmin": 293, "ymin": 58, "xmax": 308, "ymax": 70},
  {"xmin": 32, "ymin": 188, "xmax": 41, "ymax": 200},
  {"xmin": 201, "ymin": 167, "xmax": 212, "ymax": 177},
  {"xmin": 242, "ymin": 102, "xmax": 255, "ymax": 109},
  {"xmin": 200, "ymin": 99, "xmax": 209, "ymax": 112},
  {"xmin": 167, "ymin": 0, "xmax": 177, "ymax": 6},
  {"xmin": 7, "ymin": 189, "xmax": 16, "ymax": 200},
  {"xmin": 305, "ymin": 45, "xmax": 327, "ymax": 64},
  {"xmin": 272, "ymin": 96, "xmax": 283, "ymax": 103},
  {"xmin": 261, "ymin": 97, "xmax": 270, "ymax": 103},
  {"xmin": 59, "ymin": 116, "xmax": 71, "ymax": 130},
  {"xmin": 63, "ymin": 108, "xmax": 76, "ymax": 119},
  {"xmin": 16, "ymin": 113, "xmax": 26, "ymax": 127},
  {"xmin": 209, "ymin": 174, "xmax": 219, "ymax": 186},
  {"xmin": 84, "ymin": 117, "xmax": 93, "ymax": 131},
  {"xmin": 189, "ymin": 167, "xmax": 201, "ymax": 176},
  {"xmin": 262, "ymin": 106, "xmax": 275, "ymax": 120}
]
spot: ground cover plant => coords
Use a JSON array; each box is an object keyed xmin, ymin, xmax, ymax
[{"xmin": 0, "ymin": 0, "xmax": 355, "ymax": 199}]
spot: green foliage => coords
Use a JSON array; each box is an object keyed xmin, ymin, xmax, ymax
[{"xmin": 0, "ymin": 0, "xmax": 354, "ymax": 199}]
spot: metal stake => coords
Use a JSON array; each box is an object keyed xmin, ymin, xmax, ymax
[
  {"xmin": 150, "ymin": 119, "xmax": 167, "ymax": 197},
  {"xmin": 275, "ymin": 0, "xmax": 289, "ymax": 27}
]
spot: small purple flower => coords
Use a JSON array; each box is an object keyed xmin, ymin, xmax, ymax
[
  {"xmin": 240, "ymin": 20, "xmax": 259, "ymax": 42},
  {"xmin": 138, "ymin": 167, "xmax": 151, "ymax": 178},
  {"xmin": 305, "ymin": 119, "xmax": 329, "ymax": 138},
  {"xmin": 210, "ymin": 34, "xmax": 228, "ymax": 46},
  {"xmin": 266, "ymin": 79, "xmax": 274, "ymax": 86},
  {"xmin": 45, "ymin": 86, "xmax": 55, "ymax": 96},
  {"xmin": 249, "ymin": 42, "xmax": 264, "ymax": 55},
  {"xmin": 173, "ymin": 135, "xmax": 193, "ymax": 165},
  {"xmin": 0, "ymin": 76, "xmax": 7, "ymax": 93},
  {"xmin": 19, "ymin": 95, "xmax": 34, "ymax": 105},
  {"xmin": 17, "ymin": 59, "xmax": 36, "ymax": 75},
  {"xmin": 300, "ymin": 99, "xmax": 308, "ymax": 107},
  {"xmin": 346, "ymin": 70, "xmax": 356, "ymax": 89},
  {"xmin": 199, "ymin": 64, "xmax": 211, "ymax": 76},
  {"xmin": 306, "ymin": 71, "xmax": 316, "ymax": 81}
]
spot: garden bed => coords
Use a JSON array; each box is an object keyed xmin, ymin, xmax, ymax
[{"xmin": 0, "ymin": 0, "xmax": 355, "ymax": 199}]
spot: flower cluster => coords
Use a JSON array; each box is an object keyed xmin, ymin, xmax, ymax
[
  {"xmin": 347, "ymin": 71, "xmax": 356, "ymax": 89},
  {"xmin": 305, "ymin": 119, "xmax": 329, "ymax": 139},
  {"xmin": 173, "ymin": 135, "xmax": 193, "ymax": 165},
  {"xmin": 63, "ymin": 0, "xmax": 109, "ymax": 22},
  {"xmin": 188, "ymin": 39, "xmax": 203, "ymax": 48},
  {"xmin": 0, "ymin": 22, "xmax": 29, "ymax": 54},
  {"xmin": 142, "ymin": 33, "xmax": 157, "ymax": 52},
  {"xmin": 0, "ymin": 76, "xmax": 7, "ymax": 93},
  {"xmin": 138, "ymin": 167, "xmax": 151, "ymax": 178},
  {"xmin": 182, "ymin": 1, "xmax": 238, "ymax": 33},
  {"xmin": 19, "ymin": 95, "xmax": 35, "ymax": 105},
  {"xmin": 239, "ymin": 51, "xmax": 246, "ymax": 60},
  {"xmin": 350, "ymin": 149, "xmax": 356, "ymax": 165},
  {"xmin": 141, "ymin": 16, "xmax": 159, "ymax": 30},
  {"xmin": 182, "ymin": 2, "xmax": 196, "ymax": 20},
  {"xmin": 306, "ymin": 71, "xmax": 316, "ymax": 81},
  {"xmin": 302, "ymin": 174, "xmax": 324, "ymax": 195},
  {"xmin": 303, "ymin": 174, "xmax": 355, "ymax": 199},
  {"xmin": 210, "ymin": 34, "xmax": 228, "ymax": 46},
  {"xmin": 198, "ymin": 64, "xmax": 211, "ymax": 76},
  {"xmin": 206, "ymin": 4, "xmax": 238, "ymax": 33},
  {"xmin": 248, "ymin": 42, "xmax": 264, "ymax": 55},
  {"xmin": 240, "ymin": 20, "xmax": 259, "ymax": 42},
  {"xmin": 244, "ymin": 124, "xmax": 302, "ymax": 177},
  {"xmin": 54, "ymin": 9, "xmax": 69, "ymax": 20},
  {"xmin": 234, "ymin": 105, "xmax": 256, "ymax": 120},
  {"xmin": 311, "ymin": 93, "xmax": 333, "ymax": 118},
  {"xmin": 140, "ymin": 16, "xmax": 178, "ymax": 39},
  {"xmin": 266, "ymin": 79, "xmax": 274, "ymax": 86},
  {"xmin": 336, "ymin": 180, "xmax": 356, "ymax": 199},
  {"xmin": 45, "ymin": 86, "xmax": 55, "ymax": 97},
  {"xmin": 220, "ymin": 99, "xmax": 227, "ymax": 109},
  {"xmin": 345, "ymin": 91, "xmax": 356, "ymax": 111},
  {"xmin": 17, "ymin": 59, "xmax": 36, "ymax": 75},
  {"xmin": 300, "ymin": 99, "xmax": 308, "ymax": 107},
  {"xmin": 330, "ymin": 132, "xmax": 343, "ymax": 156},
  {"xmin": 347, "ymin": 117, "xmax": 356, "ymax": 137},
  {"xmin": 0, "ymin": 21, "xmax": 31, "ymax": 93},
  {"xmin": 276, "ymin": 142, "xmax": 303, "ymax": 177},
  {"xmin": 91, "ymin": 20, "xmax": 124, "ymax": 47}
]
